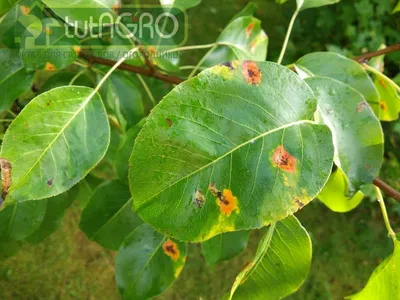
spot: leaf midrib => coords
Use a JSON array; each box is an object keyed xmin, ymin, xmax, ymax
[{"xmin": 135, "ymin": 119, "xmax": 316, "ymax": 209}]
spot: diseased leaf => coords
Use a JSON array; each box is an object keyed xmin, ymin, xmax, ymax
[
  {"xmin": 204, "ymin": 16, "xmax": 268, "ymax": 67},
  {"xmin": 306, "ymin": 77, "xmax": 383, "ymax": 192},
  {"xmin": 295, "ymin": 52, "xmax": 380, "ymax": 116},
  {"xmin": 374, "ymin": 75, "xmax": 400, "ymax": 122},
  {"xmin": 0, "ymin": 86, "xmax": 110, "ymax": 202},
  {"xmin": 201, "ymin": 230, "xmax": 250, "ymax": 266},
  {"xmin": 130, "ymin": 61, "xmax": 334, "ymax": 242},
  {"xmin": 116, "ymin": 223, "xmax": 187, "ymax": 300},
  {"xmin": 230, "ymin": 216, "xmax": 311, "ymax": 299},
  {"xmin": 80, "ymin": 180, "xmax": 143, "ymax": 250},
  {"xmin": 318, "ymin": 168, "xmax": 364, "ymax": 213},
  {"xmin": 347, "ymin": 240, "xmax": 400, "ymax": 299},
  {"xmin": 0, "ymin": 49, "xmax": 34, "ymax": 112}
]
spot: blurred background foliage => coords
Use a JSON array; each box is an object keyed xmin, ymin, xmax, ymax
[{"xmin": 0, "ymin": 0, "xmax": 399, "ymax": 299}]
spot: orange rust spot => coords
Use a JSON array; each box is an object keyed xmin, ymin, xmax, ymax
[
  {"xmin": 162, "ymin": 239, "xmax": 180, "ymax": 260},
  {"xmin": 73, "ymin": 46, "xmax": 81, "ymax": 55},
  {"xmin": 242, "ymin": 61, "xmax": 262, "ymax": 85},
  {"xmin": 165, "ymin": 118, "xmax": 173, "ymax": 127},
  {"xmin": 20, "ymin": 5, "xmax": 30, "ymax": 15},
  {"xmin": 380, "ymin": 101, "xmax": 387, "ymax": 110},
  {"xmin": 148, "ymin": 46, "xmax": 156, "ymax": 54},
  {"xmin": 44, "ymin": 28, "xmax": 52, "ymax": 35},
  {"xmin": 245, "ymin": 22, "xmax": 254, "ymax": 38},
  {"xmin": 112, "ymin": 3, "xmax": 120, "ymax": 13},
  {"xmin": 208, "ymin": 183, "xmax": 239, "ymax": 216},
  {"xmin": 379, "ymin": 79, "xmax": 388, "ymax": 88},
  {"xmin": 45, "ymin": 62, "xmax": 56, "ymax": 71},
  {"xmin": 272, "ymin": 145, "xmax": 296, "ymax": 173}
]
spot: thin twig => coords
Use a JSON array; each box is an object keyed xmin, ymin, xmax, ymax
[
  {"xmin": 353, "ymin": 43, "xmax": 400, "ymax": 62},
  {"xmin": 373, "ymin": 178, "xmax": 400, "ymax": 202},
  {"xmin": 78, "ymin": 51, "xmax": 184, "ymax": 85},
  {"xmin": 374, "ymin": 186, "xmax": 397, "ymax": 243}
]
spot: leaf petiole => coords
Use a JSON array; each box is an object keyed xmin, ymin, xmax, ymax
[{"xmin": 375, "ymin": 186, "xmax": 397, "ymax": 244}]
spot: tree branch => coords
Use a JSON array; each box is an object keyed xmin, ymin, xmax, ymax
[
  {"xmin": 353, "ymin": 43, "xmax": 400, "ymax": 62},
  {"xmin": 78, "ymin": 51, "xmax": 184, "ymax": 85},
  {"xmin": 373, "ymin": 178, "xmax": 400, "ymax": 202}
]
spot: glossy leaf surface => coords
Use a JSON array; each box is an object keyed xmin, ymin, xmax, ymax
[
  {"xmin": 80, "ymin": 180, "xmax": 143, "ymax": 250},
  {"xmin": 295, "ymin": 52, "xmax": 380, "ymax": 116},
  {"xmin": 1, "ymin": 86, "xmax": 110, "ymax": 201},
  {"xmin": 130, "ymin": 61, "xmax": 334, "ymax": 242},
  {"xmin": 306, "ymin": 77, "xmax": 383, "ymax": 192},
  {"xmin": 201, "ymin": 230, "xmax": 250, "ymax": 266},
  {"xmin": 297, "ymin": 0, "xmax": 341, "ymax": 11},
  {"xmin": 116, "ymin": 224, "xmax": 187, "ymax": 300},
  {"xmin": 230, "ymin": 216, "xmax": 311, "ymax": 299}
]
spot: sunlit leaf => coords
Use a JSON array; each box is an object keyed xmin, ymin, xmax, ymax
[
  {"xmin": 130, "ymin": 61, "xmax": 334, "ymax": 242},
  {"xmin": 347, "ymin": 240, "xmax": 400, "ymax": 299},
  {"xmin": 230, "ymin": 216, "xmax": 311, "ymax": 299},
  {"xmin": 0, "ymin": 49, "xmax": 34, "ymax": 112},
  {"xmin": 297, "ymin": 0, "xmax": 341, "ymax": 11},
  {"xmin": 80, "ymin": 180, "xmax": 143, "ymax": 250},
  {"xmin": 374, "ymin": 74, "xmax": 400, "ymax": 122},
  {"xmin": 318, "ymin": 168, "xmax": 364, "ymax": 213},
  {"xmin": 306, "ymin": 76, "xmax": 383, "ymax": 192},
  {"xmin": 116, "ymin": 223, "xmax": 187, "ymax": 300},
  {"xmin": 295, "ymin": 52, "xmax": 380, "ymax": 116},
  {"xmin": 159, "ymin": 0, "xmax": 201, "ymax": 10},
  {"xmin": 201, "ymin": 230, "xmax": 250, "ymax": 266},
  {"xmin": 204, "ymin": 16, "xmax": 268, "ymax": 67},
  {"xmin": 0, "ymin": 86, "xmax": 110, "ymax": 201},
  {"xmin": 393, "ymin": 1, "xmax": 400, "ymax": 13}
]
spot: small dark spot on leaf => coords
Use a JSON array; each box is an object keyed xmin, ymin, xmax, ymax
[
  {"xmin": 47, "ymin": 178, "xmax": 54, "ymax": 186},
  {"xmin": 294, "ymin": 198, "xmax": 304, "ymax": 208},
  {"xmin": 193, "ymin": 189, "xmax": 206, "ymax": 208},
  {"xmin": 380, "ymin": 101, "xmax": 387, "ymax": 111},
  {"xmin": 47, "ymin": 101, "xmax": 52, "ymax": 106},
  {"xmin": 166, "ymin": 118, "xmax": 173, "ymax": 127},
  {"xmin": 31, "ymin": 84, "xmax": 39, "ymax": 93},
  {"xmin": 221, "ymin": 61, "xmax": 235, "ymax": 70}
]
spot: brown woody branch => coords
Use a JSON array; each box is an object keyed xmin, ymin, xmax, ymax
[
  {"xmin": 78, "ymin": 51, "xmax": 184, "ymax": 85},
  {"xmin": 353, "ymin": 43, "xmax": 400, "ymax": 62},
  {"xmin": 373, "ymin": 178, "xmax": 400, "ymax": 202}
]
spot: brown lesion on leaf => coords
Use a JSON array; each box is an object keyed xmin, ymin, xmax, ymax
[
  {"xmin": 45, "ymin": 62, "xmax": 56, "ymax": 71},
  {"xmin": 162, "ymin": 239, "xmax": 180, "ymax": 260},
  {"xmin": 112, "ymin": 2, "xmax": 120, "ymax": 13},
  {"xmin": 47, "ymin": 178, "xmax": 54, "ymax": 187},
  {"xmin": 20, "ymin": 5, "xmax": 30, "ymax": 15},
  {"xmin": 208, "ymin": 183, "xmax": 239, "ymax": 216},
  {"xmin": 380, "ymin": 101, "xmax": 388, "ymax": 111},
  {"xmin": 165, "ymin": 118, "xmax": 173, "ymax": 127},
  {"xmin": 356, "ymin": 100, "xmax": 369, "ymax": 112},
  {"xmin": 365, "ymin": 164, "xmax": 371, "ymax": 170},
  {"xmin": 242, "ymin": 61, "xmax": 262, "ymax": 86},
  {"xmin": 221, "ymin": 61, "xmax": 235, "ymax": 70},
  {"xmin": 0, "ymin": 158, "xmax": 12, "ymax": 200},
  {"xmin": 294, "ymin": 197, "xmax": 304, "ymax": 208},
  {"xmin": 193, "ymin": 189, "xmax": 205, "ymax": 208},
  {"xmin": 245, "ymin": 22, "xmax": 254, "ymax": 38},
  {"xmin": 272, "ymin": 145, "xmax": 296, "ymax": 173}
]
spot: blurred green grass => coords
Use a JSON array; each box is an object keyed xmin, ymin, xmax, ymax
[{"xmin": 1, "ymin": 198, "xmax": 398, "ymax": 299}]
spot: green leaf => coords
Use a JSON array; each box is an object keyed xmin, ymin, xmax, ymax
[
  {"xmin": 295, "ymin": 52, "xmax": 380, "ymax": 116},
  {"xmin": 41, "ymin": 0, "xmax": 117, "ymax": 29},
  {"xmin": 0, "ymin": 86, "xmax": 110, "ymax": 202},
  {"xmin": 40, "ymin": 71, "xmax": 94, "ymax": 92},
  {"xmin": 0, "ymin": 49, "xmax": 34, "ymax": 112},
  {"xmin": 305, "ymin": 76, "xmax": 383, "ymax": 192},
  {"xmin": 230, "ymin": 2, "xmax": 258, "ymax": 21},
  {"xmin": 80, "ymin": 180, "xmax": 143, "ymax": 250},
  {"xmin": 297, "ymin": 0, "xmax": 341, "ymax": 11},
  {"xmin": 230, "ymin": 216, "xmax": 311, "ymax": 299},
  {"xmin": 102, "ymin": 71, "xmax": 145, "ymax": 132},
  {"xmin": 201, "ymin": 230, "xmax": 250, "ymax": 266},
  {"xmin": 204, "ymin": 16, "xmax": 268, "ymax": 67},
  {"xmin": 374, "ymin": 74, "xmax": 400, "ymax": 122},
  {"xmin": 347, "ymin": 240, "xmax": 400, "ymax": 299},
  {"xmin": 116, "ymin": 223, "xmax": 187, "ymax": 300},
  {"xmin": 160, "ymin": 0, "xmax": 201, "ymax": 10},
  {"xmin": 318, "ymin": 168, "xmax": 364, "ymax": 213},
  {"xmin": 0, "ymin": 0, "xmax": 19, "ymax": 16},
  {"xmin": 393, "ymin": 1, "xmax": 400, "ymax": 13},
  {"xmin": 130, "ymin": 61, "xmax": 334, "ymax": 242},
  {"xmin": 75, "ymin": 175, "xmax": 103, "ymax": 208},
  {"xmin": 25, "ymin": 190, "xmax": 76, "ymax": 244},
  {"xmin": 0, "ymin": 200, "xmax": 47, "ymax": 241},
  {"xmin": 20, "ymin": 18, "xmax": 79, "ymax": 71},
  {"xmin": 116, "ymin": 120, "xmax": 145, "ymax": 183}
]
